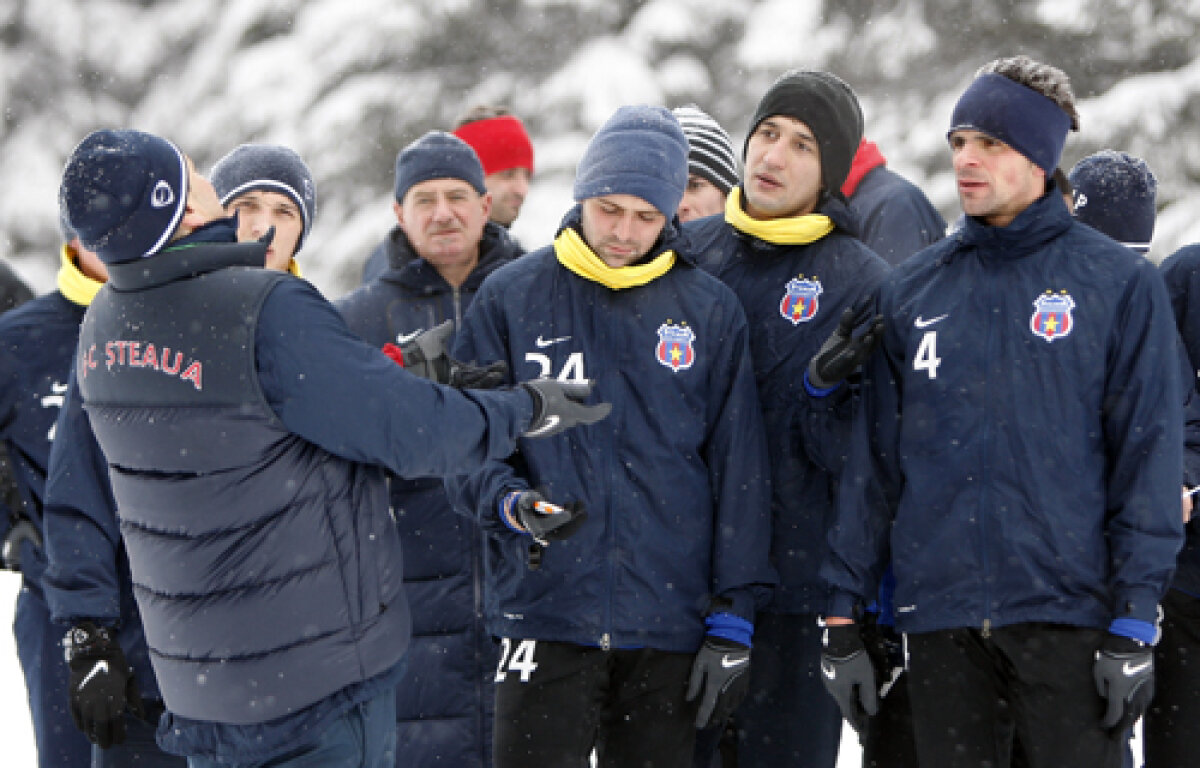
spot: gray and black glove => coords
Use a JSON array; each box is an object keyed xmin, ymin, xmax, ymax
[
  {"xmin": 1094, "ymin": 634, "xmax": 1154, "ymax": 735},
  {"xmin": 807, "ymin": 304, "xmax": 884, "ymax": 390},
  {"xmin": 686, "ymin": 636, "xmax": 752, "ymax": 728},
  {"xmin": 64, "ymin": 621, "xmax": 143, "ymax": 748},
  {"xmin": 819, "ymin": 622, "xmax": 879, "ymax": 734},
  {"xmin": 501, "ymin": 490, "xmax": 587, "ymax": 545},
  {"xmin": 521, "ymin": 379, "xmax": 611, "ymax": 438},
  {"xmin": 385, "ymin": 320, "xmax": 510, "ymax": 389},
  {"xmin": 1, "ymin": 515, "xmax": 42, "ymax": 572}
]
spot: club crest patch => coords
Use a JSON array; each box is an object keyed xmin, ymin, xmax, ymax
[
  {"xmin": 1030, "ymin": 291, "xmax": 1075, "ymax": 342},
  {"xmin": 656, "ymin": 321, "xmax": 696, "ymax": 372},
  {"xmin": 780, "ymin": 276, "xmax": 822, "ymax": 325}
]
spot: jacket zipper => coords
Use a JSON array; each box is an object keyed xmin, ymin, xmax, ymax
[{"xmin": 978, "ymin": 259, "xmax": 996, "ymax": 637}]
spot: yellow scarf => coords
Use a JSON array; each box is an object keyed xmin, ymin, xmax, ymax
[
  {"xmin": 554, "ymin": 228, "xmax": 675, "ymax": 290},
  {"xmin": 287, "ymin": 258, "xmax": 302, "ymax": 278},
  {"xmin": 724, "ymin": 187, "xmax": 835, "ymax": 245},
  {"xmin": 56, "ymin": 245, "xmax": 105, "ymax": 306}
]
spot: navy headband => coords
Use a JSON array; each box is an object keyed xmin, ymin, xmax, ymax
[{"xmin": 948, "ymin": 73, "xmax": 1071, "ymax": 175}]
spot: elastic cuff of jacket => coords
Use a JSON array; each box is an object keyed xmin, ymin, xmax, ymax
[
  {"xmin": 705, "ymin": 612, "xmax": 753, "ymax": 647},
  {"xmin": 499, "ymin": 491, "xmax": 526, "ymax": 535},
  {"xmin": 1108, "ymin": 617, "xmax": 1157, "ymax": 645},
  {"xmin": 803, "ymin": 369, "xmax": 841, "ymax": 398},
  {"xmin": 1115, "ymin": 587, "xmax": 1164, "ymax": 626}
]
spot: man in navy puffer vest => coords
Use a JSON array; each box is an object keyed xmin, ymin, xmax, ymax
[{"xmin": 50, "ymin": 128, "xmax": 608, "ymax": 767}]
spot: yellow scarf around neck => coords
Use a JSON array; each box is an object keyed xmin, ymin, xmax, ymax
[
  {"xmin": 724, "ymin": 187, "xmax": 835, "ymax": 245},
  {"xmin": 554, "ymin": 227, "xmax": 675, "ymax": 290},
  {"xmin": 56, "ymin": 245, "xmax": 105, "ymax": 306}
]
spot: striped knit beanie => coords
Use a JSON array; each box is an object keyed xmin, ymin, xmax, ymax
[{"xmin": 672, "ymin": 105, "xmax": 739, "ymax": 194}]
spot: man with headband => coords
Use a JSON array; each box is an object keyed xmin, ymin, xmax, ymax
[{"xmin": 820, "ymin": 55, "xmax": 1183, "ymax": 768}]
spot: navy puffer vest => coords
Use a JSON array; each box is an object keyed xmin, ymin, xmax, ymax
[{"xmin": 77, "ymin": 243, "xmax": 409, "ymax": 724}]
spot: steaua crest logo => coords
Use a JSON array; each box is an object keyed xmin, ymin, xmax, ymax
[
  {"xmin": 780, "ymin": 275, "xmax": 822, "ymax": 325},
  {"xmin": 1030, "ymin": 290, "xmax": 1075, "ymax": 342},
  {"xmin": 656, "ymin": 321, "xmax": 696, "ymax": 372}
]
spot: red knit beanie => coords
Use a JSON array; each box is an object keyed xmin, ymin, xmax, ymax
[{"xmin": 453, "ymin": 115, "xmax": 534, "ymax": 176}]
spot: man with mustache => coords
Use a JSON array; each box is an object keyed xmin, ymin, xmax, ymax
[
  {"xmin": 685, "ymin": 70, "xmax": 890, "ymax": 768},
  {"xmin": 446, "ymin": 104, "xmax": 775, "ymax": 768},
  {"xmin": 337, "ymin": 130, "xmax": 519, "ymax": 768},
  {"xmin": 821, "ymin": 56, "xmax": 1183, "ymax": 768}
]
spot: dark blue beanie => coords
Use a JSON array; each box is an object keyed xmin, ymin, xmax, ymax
[
  {"xmin": 949, "ymin": 73, "xmax": 1072, "ymax": 175},
  {"xmin": 393, "ymin": 131, "xmax": 486, "ymax": 203},
  {"xmin": 59, "ymin": 129, "xmax": 189, "ymax": 264},
  {"xmin": 210, "ymin": 144, "xmax": 317, "ymax": 246},
  {"xmin": 1069, "ymin": 150, "xmax": 1157, "ymax": 253},
  {"xmin": 573, "ymin": 105, "xmax": 688, "ymax": 217}
]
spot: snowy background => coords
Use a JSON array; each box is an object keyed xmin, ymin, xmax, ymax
[
  {"xmin": 0, "ymin": 0, "xmax": 1191, "ymax": 762},
  {"xmin": 2, "ymin": 0, "xmax": 1200, "ymax": 297}
]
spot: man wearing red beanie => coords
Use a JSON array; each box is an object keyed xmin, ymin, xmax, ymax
[{"xmin": 453, "ymin": 106, "xmax": 534, "ymax": 231}]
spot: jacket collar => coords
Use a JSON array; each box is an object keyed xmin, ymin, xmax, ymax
[
  {"xmin": 383, "ymin": 221, "xmax": 518, "ymax": 294},
  {"xmin": 956, "ymin": 188, "xmax": 1072, "ymax": 259},
  {"xmin": 106, "ymin": 220, "xmax": 268, "ymax": 291}
]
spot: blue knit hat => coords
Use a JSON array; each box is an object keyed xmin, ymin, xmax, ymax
[
  {"xmin": 59, "ymin": 129, "xmax": 189, "ymax": 264},
  {"xmin": 573, "ymin": 105, "xmax": 688, "ymax": 217},
  {"xmin": 210, "ymin": 144, "xmax": 317, "ymax": 246},
  {"xmin": 1069, "ymin": 150, "xmax": 1157, "ymax": 253},
  {"xmin": 393, "ymin": 131, "xmax": 486, "ymax": 203}
]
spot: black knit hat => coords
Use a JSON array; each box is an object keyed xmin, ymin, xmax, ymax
[{"xmin": 745, "ymin": 70, "xmax": 864, "ymax": 201}]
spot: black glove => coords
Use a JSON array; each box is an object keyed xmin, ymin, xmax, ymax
[
  {"xmin": 2, "ymin": 516, "xmax": 42, "ymax": 572},
  {"xmin": 387, "ymin": 320, "xmax": 510, "ymax": 388},
  {"xmin": 1094, "ymin": 633, "xmax": 1154, "ymax": 735},
  {"xmin": 521, "ymin": 379, "xmax": 611, "ymax": 438},
  {"xmin": 448, "ymin": 359, "xmax": 509, "ymax": 389},
  {"xmin": 807, "ymin": 304, "xmax": 884, "ymax": 390},
  {"xmin": 686, "ymin": 636, "xmax": 751, "ymax": 728},
  {"xmin": 503, "ymin": 490, "xmax": 587, "ymax": 545},
  {"xmin": 819, "ymin": 622, "xmax": 879, "ymax": 734},
  {"xmin": 861, "ymin": 612, "xmax": 906, "ymax": 699},
  {"xmin": 64, "ymin": 621, "xmax": 143, "ymax": 748}
]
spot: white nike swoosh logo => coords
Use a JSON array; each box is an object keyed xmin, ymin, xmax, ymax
[
  {"xmin": 914, "ymin": 314, "xmax": 948, "ymax": 329},
  {"xmin": 820, "ymin": 661, "xmax": 836, "ymax": 680},
  {"xmin": 1122, "ymin": 659, "xmax": 1151, "ymax": 677},
  {"xmin": 79, "ymin": 660, "xmax": 109, "ymax": 689},
  {"xmin": 720, "ymin": 654, "xmax": 749, "ymax": 669},
  {"xmin": 535, "ymin": 335, "xmax": 572, "ymax": 348},
  {"xmin": 396, "ymin": 330, "xmax": 423, "ymax": 344},
  {"xmin": 525, "ymin": 414, "xmax": 560, "ymax": 437}
]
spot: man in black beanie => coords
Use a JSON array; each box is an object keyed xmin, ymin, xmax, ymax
[{"xmin": 686, "ymin": 70, "xmax": 890, "ymax": 768}]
